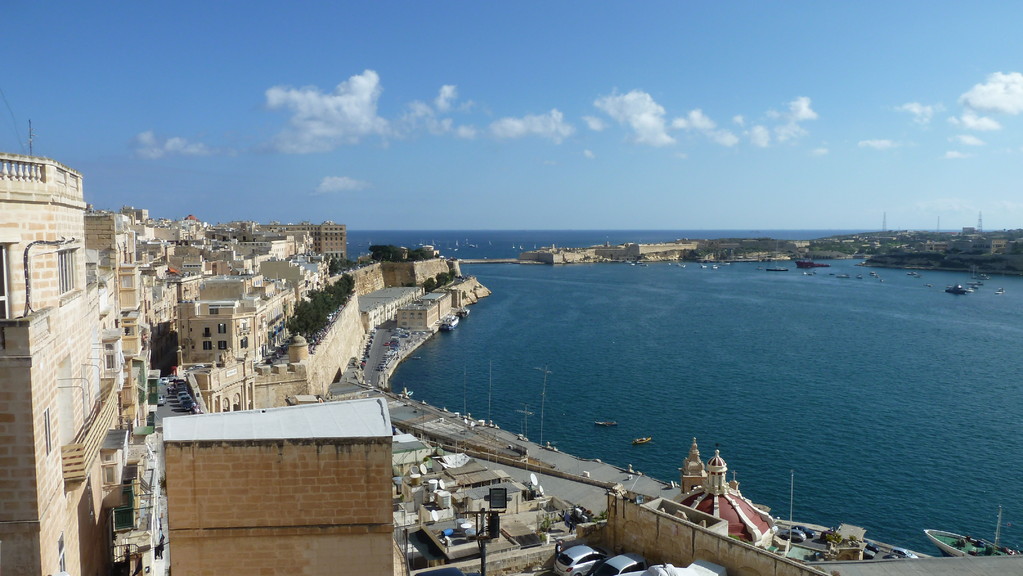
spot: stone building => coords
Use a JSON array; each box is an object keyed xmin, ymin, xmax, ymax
[
  {"xmin": 163, "ymin": 399, "xmax": 395, "ymax": 575},
  {"xmin": 396, "ymin": 291, "xmax": 452, "ymax": 331},
  {"xmin": 266, "ymin": 220, "xmax": 347, "ymax": 261},
  {"xmin": 1, "ymin": 153, "xmax": 156, "ymax": 575}
]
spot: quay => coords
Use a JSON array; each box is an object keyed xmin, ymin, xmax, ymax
[{"xmin": 458, "ymin": 258, "xmax": 521, "ymax": 264}]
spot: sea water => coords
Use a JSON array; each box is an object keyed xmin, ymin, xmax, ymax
[{"xmin": 351, "ymin": 230, "xmax": 1023, "ymax": 553}]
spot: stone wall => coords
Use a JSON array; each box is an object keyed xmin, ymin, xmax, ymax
[
  {"xmin": 446, "ymin": 276, "xmax": 492, "ymax": 308},
  {"xmin": 164, "ymin": 437, "xmax": 394, "ymax": 576},
  {"xmin": 382, "ymin": 259, "xmax": 454, "ymax": 287},
  {"xmin": 597, "ymin": 495, "xmax": 825, "ymax": 576},
  {"xmin": 349, "ymin": 263, "xmax": 386, "ymax": 296}
]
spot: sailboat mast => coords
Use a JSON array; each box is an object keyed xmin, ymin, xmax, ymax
[{"xmin": 995, "ymin": 505, "xmax": 1003, "ymax": 547}]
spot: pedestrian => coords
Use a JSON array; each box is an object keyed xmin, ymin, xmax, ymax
[
  {"xmin": 155, "ymin": 534, "xmax": 165, "ymax": 559},
  {"xmin": 555, "ymin": 539, "xmax": 564, "ymax": 557}
]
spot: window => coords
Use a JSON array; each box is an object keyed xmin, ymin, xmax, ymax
[
  {"xmin": 240, "ymin": 337, "xmax": 249, "ymax": 349},
  {"xmin": 218, "ymin": 340, "xmax": 227, "ymax": 350},
  {"xmin": 217, "ymin": 322, "xmax": 226, "ymax": 334},
  {"xmin": 202, "ymin": 341, "xmax": 212, "ymax": 351},
  {"xmin": 203, "ymin": 327, "xmax": 211, "ymax": 337},
  {"xmin": 102, "ymin": 465, "xmax": 117, "ymax": 485},
  {"xmin": 119, "ymin": 274, "xmax": 133, "ymax": 289},
  {"xmin": 58, "ymin": 249, "xmax": 76, "ymax": 294},
  {"xmin": 209, "ymin": 307, "xmax": 219, "ymax": 315},
  {"xmin": 0, "ymin": 244, "xmax": 8, "ymax": 319},
  {"xmin": 58, "ymin": 533, "xmax": 66, "ymax": 572}
]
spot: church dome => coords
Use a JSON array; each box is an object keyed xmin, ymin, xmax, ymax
[{"xmin": 677, "ymin": 446, "xmax": 774, "ymax": 545}]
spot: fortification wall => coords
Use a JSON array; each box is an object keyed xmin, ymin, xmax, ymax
[
  {"xmin": 382, "ymin": 259, "xmax": 453, "ymax": 286},
  {"xmin": 349, "ymin": 263, "xmax": 385, "ymax": 295},
  {"xmin": 447, "ymin": 276, "xmax": 492, "ymax": 308},
  {"xmin": 252, "ymin": 295, "xmax": 365, "ymax": 405}
]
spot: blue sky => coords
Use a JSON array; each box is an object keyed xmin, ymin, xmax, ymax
[{"xmin": 3, "ymin": 2, "xmax": 1023, "ymax": 231}]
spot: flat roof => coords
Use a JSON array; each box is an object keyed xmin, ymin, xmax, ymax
[{"xmin": 164, "ymin": 398, "xmax": 392, "ymax": 442}]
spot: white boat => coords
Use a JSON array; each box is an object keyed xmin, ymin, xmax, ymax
[{"xmin": 440, "ymin": 315, "xmax": 459, "ymax": 331}]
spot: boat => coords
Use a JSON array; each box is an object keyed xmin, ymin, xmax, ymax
[
  {"xmin": 456, "ymin": 307, "xmax": 470, "ymax": 318},
  {"xmin": 996, "ymin": 288, "xmax": 1005, "ymax": 295},
  {"xmin": 765, "ymin": 267, "xmax": 789, "ymax": 272},
  {"xmin": 440, "ymin": 315, "xmax": 459, "ymax": 331},
  {"xmin": 924, "ymin": 530, "xmax": 1019, "ymax": 557},
  {"xmin": 795, "ymin": 259, "xmax": 830, "ymax": 269},
  {"xmin": 594, "ymin": 421, "xmax": 618, "ymax": 427},
  {"xmin": 945, "ymin": 284, "xmax": 970, "ymax": 295},
  {"xmin": 632, "ymin": 437, "xmax": 652, "ymax": 445}
]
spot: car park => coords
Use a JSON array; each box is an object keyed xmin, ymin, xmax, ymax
[
  {"xmin": 590, "ymin": 553, "xmax": 647, "ymax": 576},
  {"xmin": 554, "ymin": 544, "xmax": 607, "ymax": 575}
]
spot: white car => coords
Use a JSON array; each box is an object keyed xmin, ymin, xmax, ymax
[{"xmin": 554, "ymin": 545, "xmax": 607, "ymax": 575}]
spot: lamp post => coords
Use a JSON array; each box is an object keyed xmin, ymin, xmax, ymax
[{"xmin": 534, "ymin": 366, "xmax": 551, "ymax": 446}]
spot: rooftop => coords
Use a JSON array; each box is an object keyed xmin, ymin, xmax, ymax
[{"xmin": 164, "ymin": 398, "xmax": 392, "ymax": 442}]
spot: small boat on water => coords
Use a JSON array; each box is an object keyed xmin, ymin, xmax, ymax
[
  {"xmin": 924, "ymin": 529, "xmax": 1019, "ymax": 557},
  {"xmin": 594, "ymin": 421, "xmax": 618, "ymax": 427},
  {"xmin": 765, "ymin": 267, "xmax": 789, "ymax": 272},
  {"xmin": 632, "ymin": 437, "xmax": 652, "ymax": 445},
  {"xmin": 945, "ymin": 284, "xmax": 970, "ymax": 295},
  {"xmin": 996, "ymin": 287, "xmax": 1005, "ymax": 295},
  {"xmin": 440, "ymin": 315, "xmax": 459, "ymax": 330}
]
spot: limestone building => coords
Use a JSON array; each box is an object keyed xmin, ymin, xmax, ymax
[
  {"xmin": 1, "ymin": 153, "xmax": 153, "ymax": 575},
  {"xmin": 266, "ymin": 220, "xmax": 347, "ymax": 261},
  {"xmin": 163, "ymin": 399, "xmax": 395, "ymax": 575}
]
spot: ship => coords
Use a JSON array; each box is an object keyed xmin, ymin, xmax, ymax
[
  {"xmin": 440, "ymin": 315, "xmax": 459, "ymax": 331},
  {"xmin": 924, "ymin": 529, "xmax": 1019, "ymax": 557},
  {"xmin": 795, "ymin": 260, "xmax": 830, "ymax": 269}
]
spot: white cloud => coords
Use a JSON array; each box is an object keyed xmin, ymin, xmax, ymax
[
  {"xmin": 749, "ymin": 125, "xmax": 771, "ymax": 148},
  {"xmin": 959, "ymin": 72, "xmax": 1023, "ymax": 115},
  {"xmin": 788, "ymin": 96, "xmax": 818, "ymax": 122},
  {"xmin": 455, "ymin": 125, "xmax": 477, "ymax": 139},
  {"xmin": 594, "ymin": 90, "xmax": 675, "ymax": 147},
  {"xmin": 952, "ymin": 134, "xmax": 985, "ymax": 146},
  {"xmin": 671, "ymin": 109, "xmax": 738, "ymax": 147},
  {"xmin": 897, "ymin": 102, "xmax": 939, "ymax": 125},
  {"xmin": 314, "ymin": 176, "xmax": 370, "ymax": 195},
  {"xmin": 943, "ymin": 151, "xmax": 971, "ymax": 159},
  {"xmin": 949, "ymin": 110, "xmax": 1002, "ymax": 131},
  {"xmin": 858, "ymin": 139, "xmax": 898, "ymax": 150},
  {"xmin": 732, "ymin": 115, "xmax": 745, "ymax": 126},
  {"xmin": 133, "ymin": 131, "xmax": 215, "ymax": 159},
  {"xmin": 811, "ymin": 147, "xmax": 829, "ymax": 156},
  {"xmin": 773, "ymin": 96, "xmax": 818, "ymax": 142},
  {"xmin": 583, "ymin": 116, "xmax": 606, "ymax": 131},
  {"xmin": 583, "ymin": 149, "xmax": 595, "ymax": 159},
  {"xmin": 489, "ymin": 109, "xmax": 574, "ymax": 143},
  {"xmin": 434, "ymin": 85, "xmax": 457, "ymax": 112},
  {"xmin": 672, "ymin": 109, "xmax": 717, "ymax": 131},
  {"xmin": 265, "ymin": 69, "xmax": 390, "ymax": 153}
]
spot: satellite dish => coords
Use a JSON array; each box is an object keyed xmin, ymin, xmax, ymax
[
  {"xmin": 530, "ymin": 473, "xmax": 538, "ymax": 486},
  {"xmin": 419, "ymin": 464, "xmax": 428, "ymax": 474},
  {"xmin": 537, "ymin": 485, "xmax": 545, "ymax": 497},
  {"xmin": 438, "ymin": 479, "xmax": 446, "ymax": 490}
]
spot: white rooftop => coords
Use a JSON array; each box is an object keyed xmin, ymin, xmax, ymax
[{"xmin": 164, "ymin": 398, "xmax": 392, "ymax": 442}]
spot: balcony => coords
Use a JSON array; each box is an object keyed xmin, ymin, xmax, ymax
[{"xmin": 61, "ymin": 383, "xmax": 120, "ymax": 484}]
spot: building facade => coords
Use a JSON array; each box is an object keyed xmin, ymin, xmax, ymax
[
  {"xmin": 163, "ymin": 400, "xmax": 394, "ymax": 575},
  {"xmin": 0, "ymin": 153, "xmax": 133, "ymax": 575}
]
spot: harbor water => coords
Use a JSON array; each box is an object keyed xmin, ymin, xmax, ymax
[{"xmin": 351, "ymin": 230, "xmax": 1023, "ymax": 554}]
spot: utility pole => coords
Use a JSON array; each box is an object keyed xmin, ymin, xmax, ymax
[
  {"xmin": 516, "ymin": 404, "xmax": 532, "ymax": 439},
  {"xmin": 534, "ymin": 366, "xmax": 552, "ymax": 446}
]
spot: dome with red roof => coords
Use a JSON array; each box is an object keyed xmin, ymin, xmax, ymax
[{"xmin": 677, "ymin": 445, "xmax": 775, "ymax": 546}]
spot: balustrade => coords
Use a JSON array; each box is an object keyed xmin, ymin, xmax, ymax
[{"xmin": 0, "ymin": 155, "xmax": 45, "ymax": 182}]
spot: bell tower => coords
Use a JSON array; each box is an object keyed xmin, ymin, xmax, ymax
[{"xmin": 679, "ymin": 437, "xmax": 707, "ymax": 492}]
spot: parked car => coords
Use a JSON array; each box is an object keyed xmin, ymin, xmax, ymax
[
  {"xmin": 180, "ymin": 397, "xmax": 194, "ymax": 411},
  {"xmin": 888, "ymin": 547, "xmax": 918, "ymax": 559},
  {"xmin": 776, "ymin": 528, "xmax": 806, "ymax": 543},
  {"xmin": 554, "ymin": 545, "xmax": 607, "ymax": 575},
  {"xmin": 590, "ymin": 553, "xmax": 647, "ymax": 576},
  {"xmin": 792, "ymin": 525, "xmax": 817, "ymax": 540},
  {"xmin": 157, "ymin": 394, "xmax": 166, "ymax": 406}
]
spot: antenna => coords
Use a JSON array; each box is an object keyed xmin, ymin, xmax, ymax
[
  {"xmin": 28, "ymin": 119, "xmax": 34, "ymax": 156},
  {"xmin": 882, "ymin": 212, "xmax": 887, "ymax": 233},
  {"xmin": 978, "ymin": 211, "xmax": 984, "ymax": 233},
  {"xmin": 515, "ymin": 404, "xmax": 533, "ymax": 438},
  {"xmin": 534, "ymin": 365, "xmax": 552, "ymax": 446}
]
